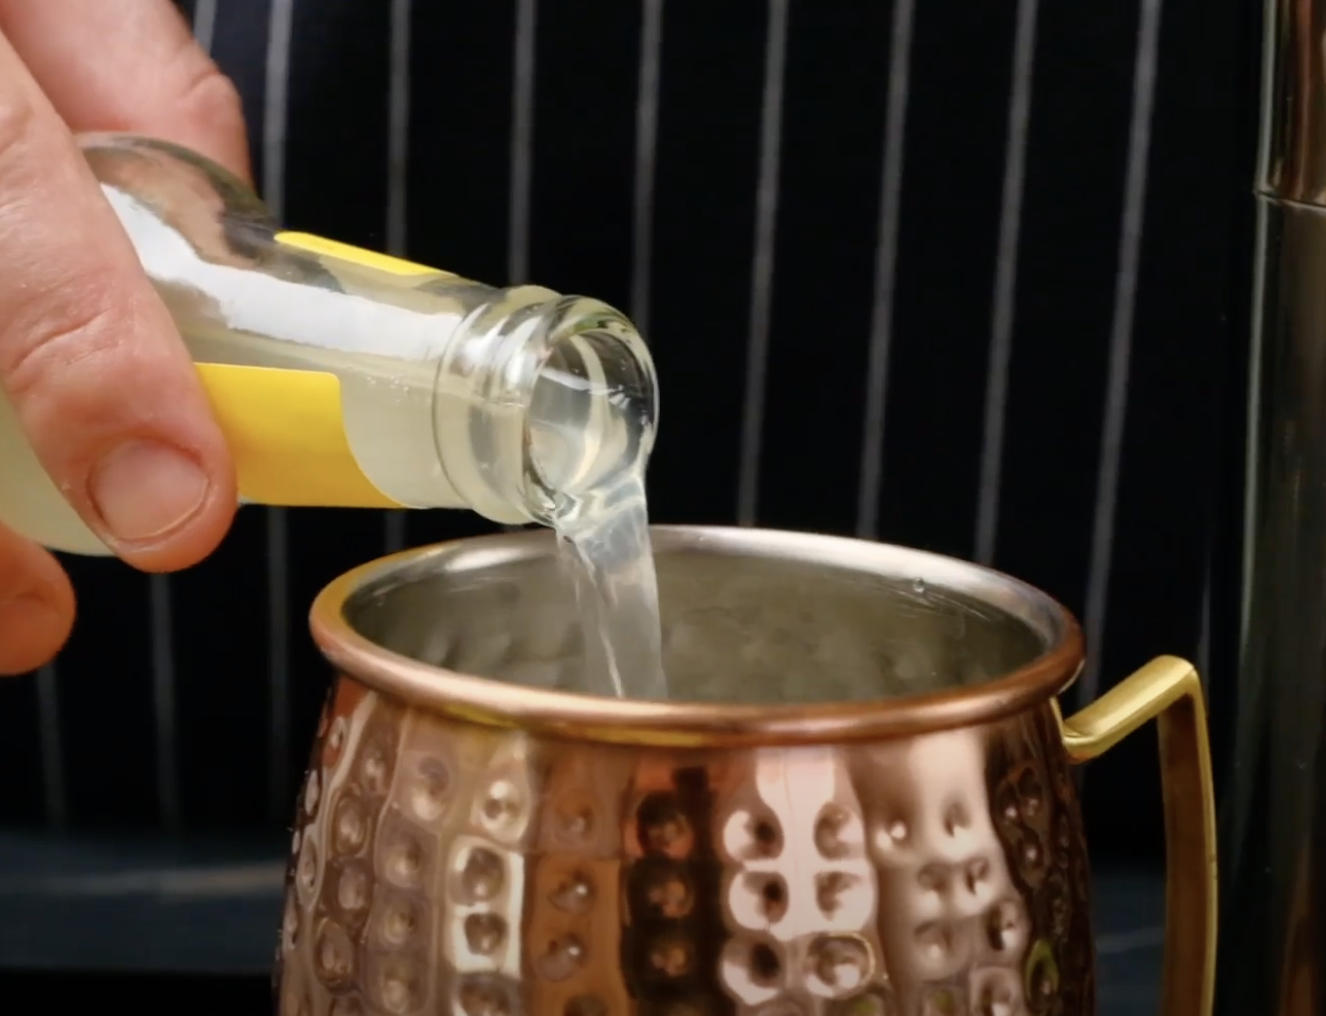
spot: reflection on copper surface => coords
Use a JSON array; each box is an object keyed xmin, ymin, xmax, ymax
[
  {"xmin": 278, "ymin": 685, "xmax": 1096, "ymax": 1016},
  {"xmin": 282, "ymin": 528, "xmax": 1215, "ymax": 1016}
]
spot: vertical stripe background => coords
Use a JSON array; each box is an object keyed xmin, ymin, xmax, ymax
[{"xmin": 0, "ymin": 0, "xmax": 1259, "ymax": 865}]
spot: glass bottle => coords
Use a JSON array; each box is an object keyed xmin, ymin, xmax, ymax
[{"xmin": 0, "ymin": 134, "xmax": 659, "ymax": 555}]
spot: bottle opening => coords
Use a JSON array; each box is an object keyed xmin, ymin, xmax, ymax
[{"xmin": 525, "ymin": 324, "xmax": 658, "ymax": 518}]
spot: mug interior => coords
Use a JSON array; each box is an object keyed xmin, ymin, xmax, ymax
[{"xmin": 341, "ymin": 528, "xmax": 1068, "ymax": 706}]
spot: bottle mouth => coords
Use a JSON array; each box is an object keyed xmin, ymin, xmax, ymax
[{"xmin": 523, "ymin": 318, "xmax": 658, "ymax": 522}]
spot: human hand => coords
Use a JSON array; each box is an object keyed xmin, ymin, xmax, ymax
[{"xmin": 0, "ymin": 0, "xmax": 247, "ymax": 674}]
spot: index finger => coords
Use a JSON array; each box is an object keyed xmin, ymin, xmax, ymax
[
  {"xmin": 0, "ymin": 30, "xmax": 236, "ymax": 570},
  {"xmin": 0, "ymin": 0, "xmax": 250, "ymax": 180}
]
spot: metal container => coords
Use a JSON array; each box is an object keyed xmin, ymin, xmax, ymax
[
  {"xmin": 1221, "ymin": 1, "xmax": 1326, "ymax": 1012},
  {"xmin": 277, "ymin": 526, "xmax": 1215, "ymax": 1016}
]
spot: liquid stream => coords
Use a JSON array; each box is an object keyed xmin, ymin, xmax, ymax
[
  {"xmin": 552, "ymin": 470, "xmax": 667, "ymax": 701},
  {"xmin": 528, "ymin": 323, "xmax": 666, "ymax": 701}
]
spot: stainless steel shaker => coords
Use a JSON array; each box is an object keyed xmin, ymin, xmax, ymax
[{"xmin": 1219, "ymin": 1, "xmax": 1326, "ymax": 1011}]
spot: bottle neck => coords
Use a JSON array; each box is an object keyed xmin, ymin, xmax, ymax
[
  {"xmin": 436, "ymin": 291, "xmax": 659, "ymax": 527},
  {"xmin": 76, "ymin": 131, "xmax": 659, "ymax": 527}
]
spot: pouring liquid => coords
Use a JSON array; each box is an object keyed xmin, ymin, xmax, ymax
[
  {"xmin": 527, "ymin": 330, "xmax": 666, "ymax": 701},
  {"xmin": 554, "ymin": 472, "xmax": 666, "ymax": 700},
  {"xmin": 0, "ymin": 134, "xmax": 669, "ymax": 701},
  {"xmin": 0, "ymin": 318, "xmax": 669, "ymax": 703}
]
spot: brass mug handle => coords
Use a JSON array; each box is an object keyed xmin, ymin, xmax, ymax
[{"xmin": 1059, "ymin": 655, "xmax": 1217, "ymax": 1016}]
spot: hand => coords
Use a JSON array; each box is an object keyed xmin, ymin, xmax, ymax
[{"xmin": 0, "ymin": 0, "xmax": 247, "ymax": 675}]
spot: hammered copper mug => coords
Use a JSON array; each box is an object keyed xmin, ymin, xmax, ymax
[{"xmin": 277, "ymin": 526, "xmax": 1216, "ymax": 1016}]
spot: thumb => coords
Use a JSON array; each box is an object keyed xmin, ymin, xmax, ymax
[{"xmin": 0, "ymin": 0, "xmax": 250, "ymax": 181}]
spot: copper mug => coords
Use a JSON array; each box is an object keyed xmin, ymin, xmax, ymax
[{"xmin": 277, "ymin": 526, "xmax": 1216, "ymax": 1016}]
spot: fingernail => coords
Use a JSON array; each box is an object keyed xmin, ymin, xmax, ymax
[{"xmin": 88, "ymin": 440, "xmax": 210, "ymax": 544}]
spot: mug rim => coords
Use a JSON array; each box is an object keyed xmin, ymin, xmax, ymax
[{"xmin": 309, "ymin": 525, "xmax": 1085, "ymax": 747}]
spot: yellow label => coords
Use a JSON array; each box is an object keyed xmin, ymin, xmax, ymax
[
  {"xmin": 196, "ymin": 363, "xmax": 401, "ymax": 509},
  {"xmin": 276, "ymin": 231, "xmax": 444, "ymax": 277}
]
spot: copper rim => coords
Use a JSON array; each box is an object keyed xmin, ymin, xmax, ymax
[{"xmin": 309, "ymin": 526, "xmax": 1085, "ymax": 748}]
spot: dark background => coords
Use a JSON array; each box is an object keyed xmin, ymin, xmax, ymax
[{"xmin": 0, "ymin": 0, "xmax": 1260, "ymax": 994}]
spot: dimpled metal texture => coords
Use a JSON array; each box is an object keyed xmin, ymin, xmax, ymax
[{"xmin": 278, "ymin": 528, "xmax": 1096, "ymax": 1016}]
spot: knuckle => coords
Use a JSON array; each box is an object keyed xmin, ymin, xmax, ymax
[
  {"xmin": 174, "ymin": 57, "xmax": 245, "ymax": 139},
  {"xmin": 0, "ymin": 91, "xmax": 39, "ymax": 174},
  {"xmin": 0, "ymin": 289, "xmax": 130, "ymax": 411}
]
